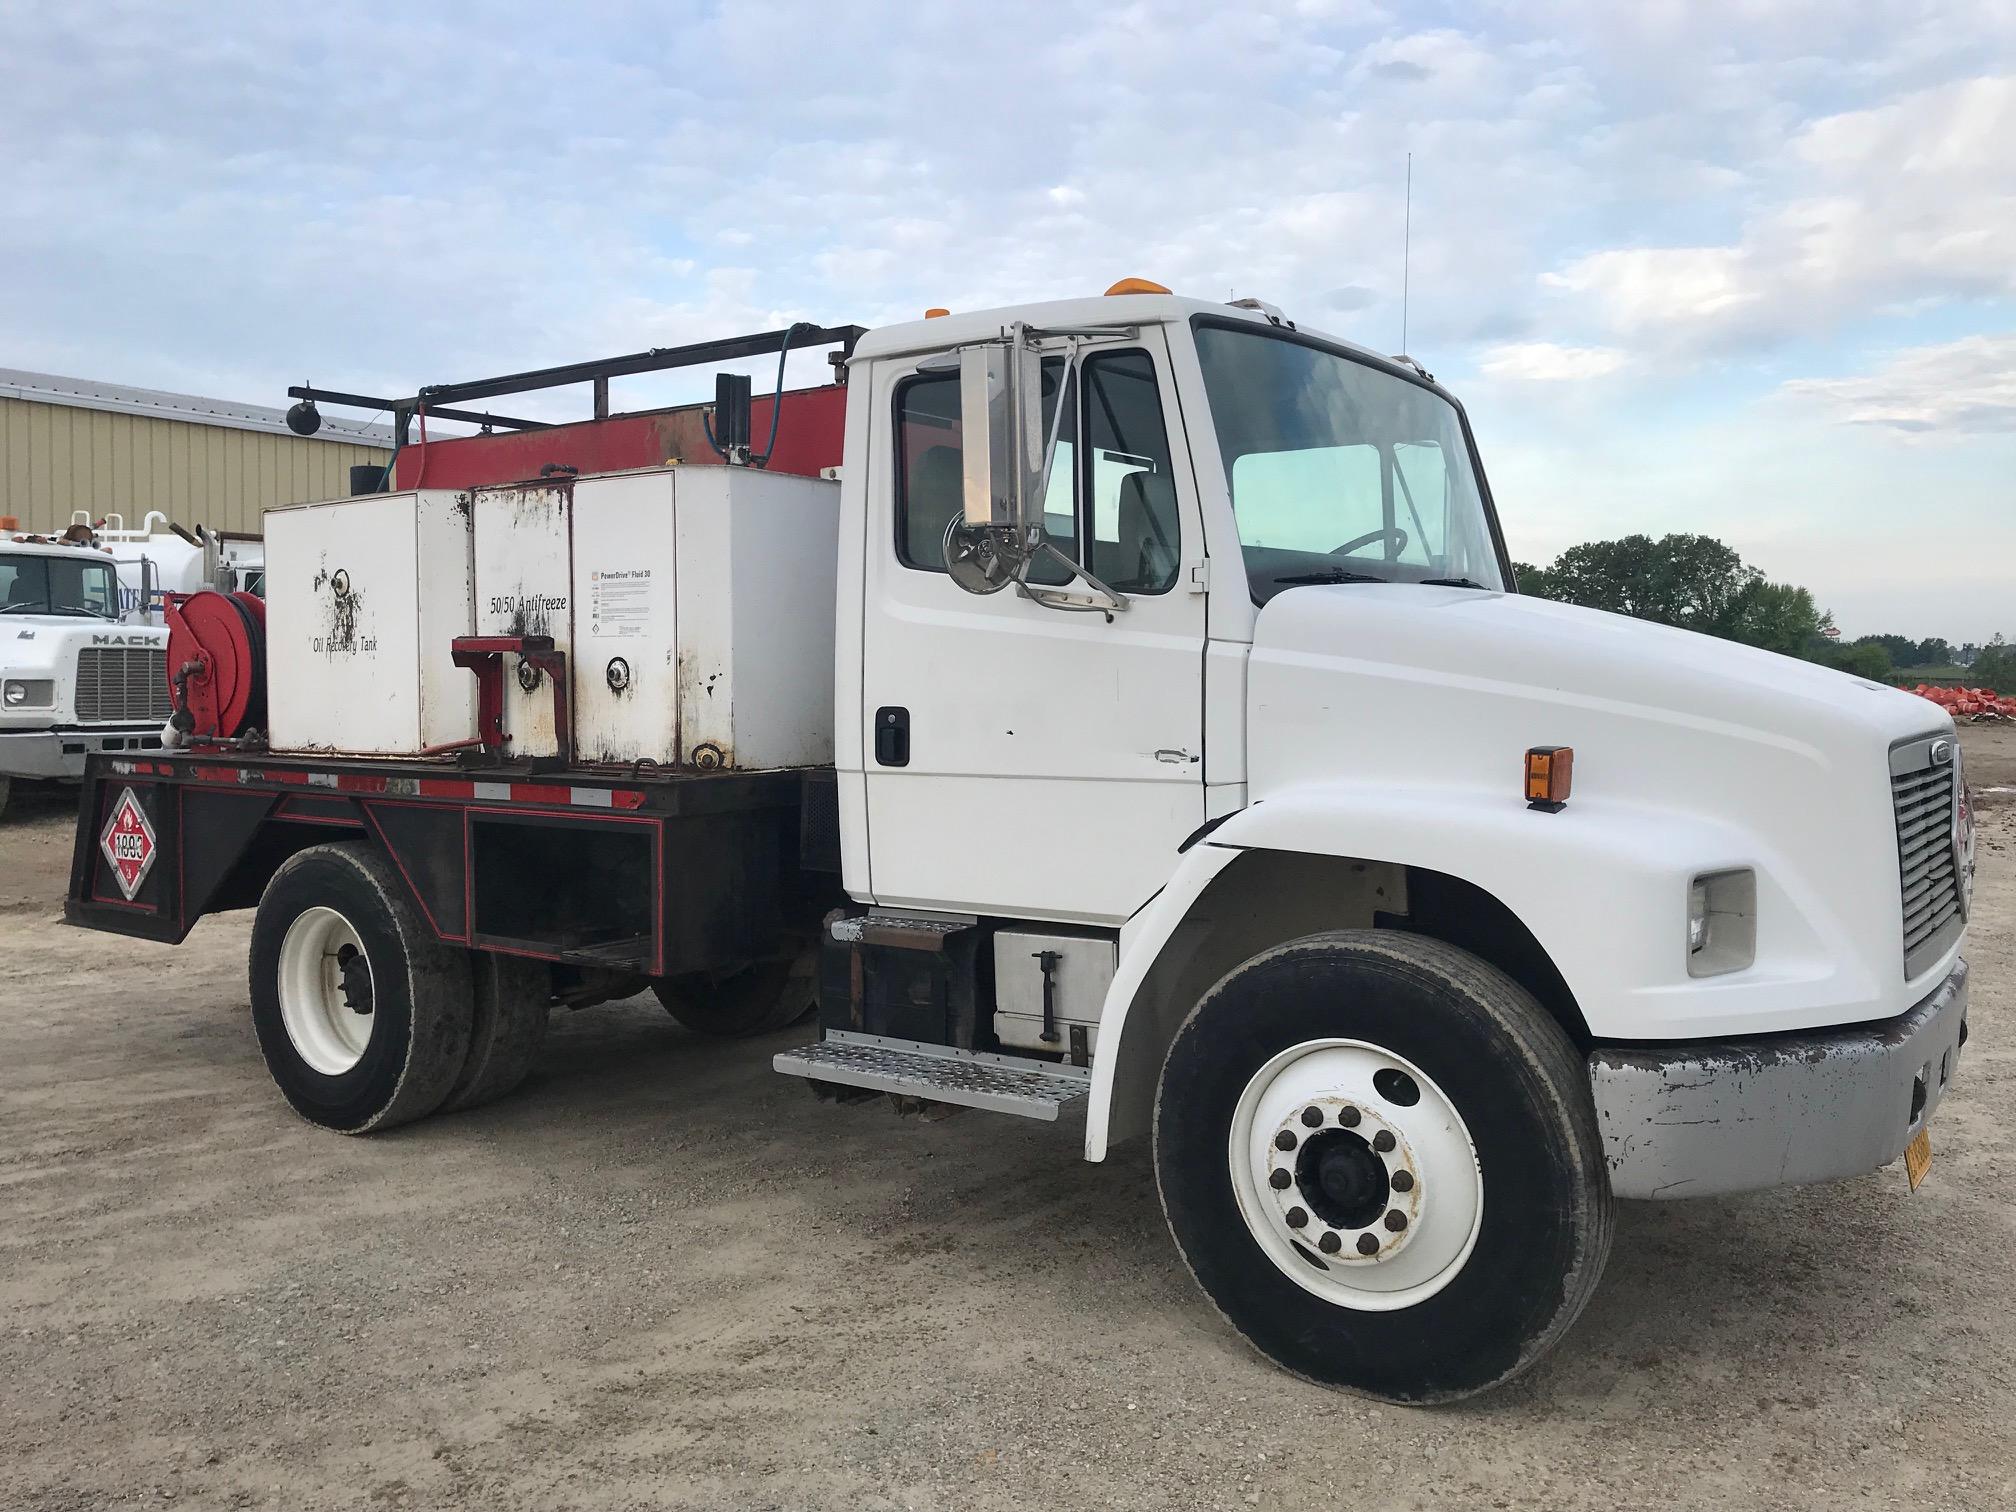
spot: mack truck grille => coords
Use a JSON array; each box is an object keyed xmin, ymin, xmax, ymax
[
  {"xmin": 74, "ymin": 646, "xmax": 172, "ymax": 724},
  {"xmin": 1891, "ymin": 737, "xmax": 1962, "ymax": 977}
]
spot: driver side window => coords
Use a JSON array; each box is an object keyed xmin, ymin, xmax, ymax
[
  {"xmin": 892, "ymin": 349, "xmax": 1180, "ymax": 594},
  {"xmin": 894, "ymin": 362, "xmax": 1075, "ymax": 586}
]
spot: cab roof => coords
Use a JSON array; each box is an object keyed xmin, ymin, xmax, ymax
[
  {"xmin": 852, "ymin": 292, "xmax": 1399, "ymax": 374},
  {"xmin": 2, "ymin": 536, "xmax": 119, "ymax": 560}
]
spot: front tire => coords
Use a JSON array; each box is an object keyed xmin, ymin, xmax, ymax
[
  {"xmin": 249, "ymin": 842, "xmax": 473, "ymax": 1134},
  {"xmin": 1154, "ymin": 930, "xmax": 1611, "ymax": 1403}
]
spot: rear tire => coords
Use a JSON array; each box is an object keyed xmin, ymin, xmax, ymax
[
  {"xmin": 249, "ymin": 842, "xmax": 473, "ymax": 1134},
  {"xmin": 1154, "ymin": 930, "xmax": 1611, "ymax": 1404},
  {"xmin": 651, "ymin": 951, "xmax": 816, "ymax": 1038},
  {"xmin": 0, "ymin": 774, "xmax": 11, "ymax": 822},
  {"xmin": 439, "ymin": 953, "xmax": 548, "ymax": 1115}
]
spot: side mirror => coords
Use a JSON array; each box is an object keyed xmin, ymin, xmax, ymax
[
  {"xmin": 959, "ymin": 330, "xmax": 1045, "ymax": 532},
  {"xmin": 942, "ymin": 325, "xmax": 1132, "ymax": 616}
]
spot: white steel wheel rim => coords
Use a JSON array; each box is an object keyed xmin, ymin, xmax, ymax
[
  {"xmin": 1228, "ymin": 1039, "xmax": 1482, "ymax": 1312},
  {"xmin": 277, "ymin": 906, "xmax": 376, "ymax": 1076}
]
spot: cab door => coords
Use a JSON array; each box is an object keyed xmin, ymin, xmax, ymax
[{"xmin": 859, "ymin": 330, "xmax": 1209, "ymax": 924}]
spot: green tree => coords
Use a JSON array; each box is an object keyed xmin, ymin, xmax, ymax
[
  {"xmin": 1510, "ymin": 560, "xmax": 1557, "ymax": 600},
  {"xmin": 1713, "ymin": 579, "xmax": 1824, "ymax": 657},
  {"xmin": 1533, "ymin": 533, "xmax": 1755, "ymax": 633},
  {"xmin": 1514, "ymin": 533, "xmax": 1877, "ymax": 672},
  {"xmin": 1808, "ymin": 639, "xmax": 1894, "ymax": 680},
  {"xmin": 1855, "ymin": 633, "xmax": 1919, "ymax": 665},
  {"xmin": 1916, "ymin": 637, "xmax": 1954, "ymax": 667},
  {"xmin": 1975, "ymin": 644, "xmax": 2016, "ymax": 693}
]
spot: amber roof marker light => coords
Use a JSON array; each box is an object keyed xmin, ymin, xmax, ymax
[
  {"xmin": 1105, "ymin": 277, "xmax": 1172, "ymax": 296},
  {"xmin": 1525, "ymin": 746, "xmax": 1573, "ymax": 813}
]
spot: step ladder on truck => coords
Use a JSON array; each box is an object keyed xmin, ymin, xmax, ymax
[{"xmin": 63, "ymin": 285, "xmax": 1975, "ymax": 1403}]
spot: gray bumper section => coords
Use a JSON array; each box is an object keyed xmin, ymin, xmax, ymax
[
  {"xmin": 1590, "ymin": 959, "xmax": 1969, "ymax": 1199},
  {"xmin": 0, "ymin": 727, "xmax": 165, "ymax": 780}
]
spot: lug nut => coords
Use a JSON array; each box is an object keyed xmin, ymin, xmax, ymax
[
  {"xmin": 1337, "ymin": 1105, "xmax": 1361, "ymax": 1127},
  {"xmin": 1372, "ymin": 1129, "xmax": 1396, "ymax": 1153},
  {"xmin": 1286, "ymin": 1207, "xmax": 1309, "ymax": 1229},
  {"xmin": 1318, "ymin": 1231, "xmax": 1342, "ymax": 1254},
  {"xmin": 1301, "ymin": 1106, "xmax": 1323, "ymax": 1128},
  {"xmin": 1356, "ymin": 1232, "xmax": 1380, "ymax": 1256},
  {"xmin": 1384, "ymin": 1210, "xmax": 1408, "ymax": 1232},
  {"xmin": 1269, "ymin": 1168, "xmax": 1292, "ymax": 1190},
  {"xmin": 1274, "ymin": 1129, "xmax": 1297, "ymax": 1151},
  {"xmin": 1390, "ymin": 1170, "xmax": 1415, "ymax": 1193}
]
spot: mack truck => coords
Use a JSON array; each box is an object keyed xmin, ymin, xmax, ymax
[
  {"xmin": 63, "ymin": 286, "xmax": 1975, "ymax": 1402},
  {"xmin": 2, "ymin": 536, "xmax": 172, "ymax": 820}
]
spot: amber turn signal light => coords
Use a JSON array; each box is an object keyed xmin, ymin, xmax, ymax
[{"xmin": 1525, "ymin": 746, "xmax": 1572, "ymax": 811}]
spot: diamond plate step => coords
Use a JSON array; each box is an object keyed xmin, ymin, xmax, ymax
[{"xmin": 773, "ymin": 1031, "xmax": 1090, "ymax": 1121}]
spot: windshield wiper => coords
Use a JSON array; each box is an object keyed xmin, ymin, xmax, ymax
[
  {"xmin": 1269, "ymin": 568, "xmax": 1387, "ymax": 586},
  {"xmin": 0, "ymin": 603, "xmax": 48, "ymax": 615},
  {"xmin": 1419, "ymin": 576, "xmax": 1491, "ymax": 590}
]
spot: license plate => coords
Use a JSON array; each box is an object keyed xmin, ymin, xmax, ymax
[{"xmin": 1904, "ymin": 1126, "xmax": 1934, "ymax": 1191}]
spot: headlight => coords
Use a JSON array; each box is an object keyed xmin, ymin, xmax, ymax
[
  {"xmin": 1687, "ymin": 868, "xmax": 1756, "ymax": 977},
  {"xmin": 2, "ymin": 679, "xmax": 54, "ymax": 708}
]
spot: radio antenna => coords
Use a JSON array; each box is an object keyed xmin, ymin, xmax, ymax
[{"xmin": 1401, "ymin": 152, "xmax": 1412, "ymax": 354}]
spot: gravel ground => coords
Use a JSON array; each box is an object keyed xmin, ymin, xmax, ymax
[{"xmin": 3, "ymin": 725, "xmax": 2014, "ymax": 1511}]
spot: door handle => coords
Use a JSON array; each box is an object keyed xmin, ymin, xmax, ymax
[
  {"xmin": 875, "ymin": 707, "xmax": 910, "ymax": 767},
  {"xmin": 1154, "ymin": 748, "xmax": 1199, "ymax": 765}
]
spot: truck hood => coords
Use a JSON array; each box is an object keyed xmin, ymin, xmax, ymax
[
  {"xmin": 6, "ymin": 619, "xmax": 167, "ymax": 676},
  {"xmin": 1243, "ymin": 584, "xmax": 1957, "ymax": 1035},
  {"xmin": 1248, "ymin": 585, "xmax": 1942, "ymax": 783}
]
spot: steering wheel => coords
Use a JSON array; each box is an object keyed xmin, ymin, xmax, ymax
[{"xmin": 1331, "ymin": 526, "xmax": 1408, "ymax": 557}]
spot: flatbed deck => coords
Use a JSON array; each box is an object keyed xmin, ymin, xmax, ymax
[{"xmin": 66, "ymin": 748, "xmax": 838, "ymax": 974}]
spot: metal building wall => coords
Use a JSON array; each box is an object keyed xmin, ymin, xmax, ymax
[{"xmin": 0, "ymin": 396, "xmax": 388, "ymax": 537}]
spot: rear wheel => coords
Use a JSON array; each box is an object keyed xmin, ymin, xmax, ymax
[
  {"xmin": 440, "ymin": 953, "xmax": 548, "ymax": 1115},
  {"xmin": 651, "ymin": 951, "xmax": 816, "ymax": 1038},
  {"xmin": 249, "ymin": 842, "xmax": 472, "ymax": 1134},
  {"xmin": 1155, "ymin": 930, "xmax": 1611, "ymax": 1403}
]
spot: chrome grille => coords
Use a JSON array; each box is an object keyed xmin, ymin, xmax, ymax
[
  {"xmin": 74, "ymin": 646, "xmax": 171, "ymax": 723},
  {"xmin": 1891, "ymin": 739, "xmax": 1961, "ymax": 976}
]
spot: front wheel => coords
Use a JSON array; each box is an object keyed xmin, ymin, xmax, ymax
[{"xmin": 1154, "ymin": 931, "xmax": 1611, "ymax": 1403}]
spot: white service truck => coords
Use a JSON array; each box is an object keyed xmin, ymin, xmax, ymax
[
  {"xmin": 1, "ymin": 537, "xmax": 170, "ymax": 819},
  {"xmin": 65, "ymin": 289, "xmax": 1974, "ymax": 1401}
]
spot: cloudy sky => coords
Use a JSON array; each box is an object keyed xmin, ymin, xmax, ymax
[{"xmin": 3, "ymin": 1, "xmax": 2010, "ymax": 641}]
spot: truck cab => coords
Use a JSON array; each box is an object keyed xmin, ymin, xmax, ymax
[
  {"xmin": 808, "ymin": 290, "xmax": 1971, "ymax": 1394},
  {"xmin": 1, "ymin": 537, "xmax": 170, "ymax": 817}
]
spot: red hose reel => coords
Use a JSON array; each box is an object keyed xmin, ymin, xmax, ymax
[{"xmin": 164, "ymin": 590, "xmax": 267, "ymax": 740}]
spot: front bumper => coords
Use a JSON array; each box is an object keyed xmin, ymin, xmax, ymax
[
  {"xmin": 0, "ymin": 726, "xmax": 166, "ymax": 780},
  {"xmin": 1591, "ymin": 957, "xmax": 1969, "ymax": 1198}
]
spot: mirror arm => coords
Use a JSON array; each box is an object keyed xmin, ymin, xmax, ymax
[
  {"xmin": 1013, "ymin": 539, "xmax": 1130, "ymax": 621},
  {"xmin": 1022, "ymin": 323, "xmax": 1139, "ymax": 342}
]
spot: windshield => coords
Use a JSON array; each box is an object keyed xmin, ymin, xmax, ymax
[
  {"xmin": 1193, "ymin": 321, "xmax": 1506, "ymax": 602},
  {"xmin": 0, "ymin": 553, "xmax": 120, "ymax": 619}
]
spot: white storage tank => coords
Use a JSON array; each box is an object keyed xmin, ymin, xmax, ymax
[
  {"xmin": 469, "ymin": 465, "xmax": 838, "ymax": 770},
  {"xmin": 264, "ymin": 490, "xmax": 476, "ymax": 755}
]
